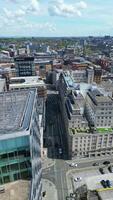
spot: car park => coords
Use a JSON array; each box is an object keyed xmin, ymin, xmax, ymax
[
  {"xmin": 69, "ymin": 163, "xmax": 77, "ymax": 167},
  {"xmin": 74, "ymin": 177, "xmax": 82, "ymax": 182},
  {"xmin": 100, "ymin": 180, "xmax": 107, "ymax": 188},
  {"xmin": 103, "ymin": 161, "xmax": 110, "ymax": 165}
]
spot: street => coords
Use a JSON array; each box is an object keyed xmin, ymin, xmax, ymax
[{"xmin": 43, "ymin": 92, "xmax": 68, "ymax": 200}]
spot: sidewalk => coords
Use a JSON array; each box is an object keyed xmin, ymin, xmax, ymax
[
  {"xmin": 42, "ymin": 179, "xmax": 58, "ymax": 200},
  {"xmin": 42, "ymin": 157, "xmax": 55, "ymax": 169}
]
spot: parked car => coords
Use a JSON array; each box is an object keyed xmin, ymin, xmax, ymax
[
  {"xmin": 93, "ymin": 162, "xmax": 99, "ymax": 166},
  {"xmin": 42, "ymin": 191, "xmax": 46, "ymax": 197},
  {"xmin": 100, "ymin": 180, "xmax": 107, "ymax": 188},
  {"xmin": 74, "ymin": 177, "xmax": 82, "ymax": 182},
  {"xmin": 103, "ymin": 161, "xmax": 110, "ymax": 165},
  {"xmin": 108, "ymin": 165, "xmax": 113, "ymax": 173},
  {"xmin": 58, "ymin": 148, "xmax": 62, "ymax": 154},
  {"xmin": 69, "ymin": 163, "xmax": 77, "ymax": 167},
  {"xmin": 106, "ymin": 180, "xmax": 112, "ymax": 188},
  {"xmin": 99, "ymin": 168, "xmax": 105, "ymax": 174}
]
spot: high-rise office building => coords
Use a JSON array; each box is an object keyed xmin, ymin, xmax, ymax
[
  {"xmin": 0, "ymin": 89, "xmax": 42, "ymax": 200},
  {"xmin": 14, "ymin": 56, "xmax": 35, "ymax": 77}
]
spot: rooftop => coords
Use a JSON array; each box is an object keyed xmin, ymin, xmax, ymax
[
  {"xmin": 96, "ymin": 96, "xmax": 113, "ymax": 103},
  {"xmin": 14, "ymin": 56, "xmax": 34, "ymax": 62},
  {"xmin": 87, "ymin": 89, "xmax": 113, "ymax": 105},
  {"xmin": 0, "ymin": 180, "xmax": 30, "ymax": 200},
  {"xmin": 9, "ymin": 76, "xmax": 46, "ymax": 89},
  {"xmin": 0, "ymin": 90, "xmax": 36, "ymax": 134}
]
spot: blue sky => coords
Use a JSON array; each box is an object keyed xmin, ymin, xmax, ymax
[{"xmin": 0, "ymin": 0, "xmax": 113, "ymax": 37}]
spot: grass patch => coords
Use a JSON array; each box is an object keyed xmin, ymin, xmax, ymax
[{"xmin": 96, "ymin": 128, "xmax": 113, "ymax": 133}]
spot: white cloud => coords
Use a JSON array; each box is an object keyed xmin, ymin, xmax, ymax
[
  {"xmin": 76, "ymin": 1, "xmax": 87, "ymax": 9},
  {"xmin": 26, "ymin": 0, "xmax": 40, "ymax": 13},
  {"xmin": 48, "ymin": 0, "xmax": 87, "ymax": 17},
  {"xmin": 3, "ymin": 7, "xmax": 26, "ymax": 19},
  {"xmin": 24, "ymin": 22, "xmax": 56, "ymax": 32},
  {"xmin": 2, "ymin": 0, "xmax": 41, "ymax": 26}
]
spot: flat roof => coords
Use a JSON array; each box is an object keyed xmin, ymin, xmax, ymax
[
  {"xmin": 34, "ymin": 59, "xmax": 52, "ymax": 64},
  {"xmin": 9, "ymin": 76, "xmax": 46, "ymax": 89},
  {"xmin": 0, "ymin": 89, "xmax": 36, "ymax": 134},
  {"xmin": 0, "ymin": 180, "xmax": 30, "ymax": 200},
  {"xmin": 87, "ymin": 89, "xmax": 113, "ymax": 105},
  {"xmin": 96, "ymin": 96, "xmax": 113, "ymax": 103},
  {"xmin": 14, "ymin": 56, "xmax": 34, "ymax": 62},
  {"xmin": 71, "ymin": 70, "xmax": 86, "ymax": 74}
]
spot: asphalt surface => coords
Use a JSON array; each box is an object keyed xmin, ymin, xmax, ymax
[{"xmin": 43, "ymin": 92, "xmax": 68, "ymax": 200}]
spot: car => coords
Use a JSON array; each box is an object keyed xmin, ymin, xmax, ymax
[
  {"xmin": 93, "ymin": 162, "xmax": 99, "ymax": 166},
  {"xmin": 100, "ymin": 180, "xmax": 107, "ymax": 188},
  {"xmin": 106, "ymin": 180, "xmax": 112, "ymax": 188},
  {"xmin": 58, "ymin": 148, "xmax": 62, "ymax": 154},
  {"xmin": 99, "ymin": 168, "xmax": 105, "ymax": 174},
  {"xmin": 103, "ymin": 161, "xmax": 110, "ymax": 165},
  {"xmin": 42, "ymin": 191, "xmax": 46, "ymax": 197},
  {"xmin": 69, "ymin": 163, "xmax": 77, "ymax": 167},
  {"xmin": 108, "ymin": 165, "xmax": 113, "ymax": 173},
  {"xmin": 74, "ymin": 177, "xmax": 82, "ymax": 182}
]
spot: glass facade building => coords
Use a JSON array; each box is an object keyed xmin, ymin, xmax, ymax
[
  {"xmin": 0, "ymin": 89, "xmax": 42, "ymax": 200},
  {"xmin": 0, "ymin": 136, "xmax": 31, "ymax": 185}
]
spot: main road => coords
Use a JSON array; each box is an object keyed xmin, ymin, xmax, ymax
[{"xmin": 43, "ymin": 92, "xmax": 69, "ymax": 200}]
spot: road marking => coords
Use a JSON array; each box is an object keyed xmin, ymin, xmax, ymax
[{"xmin": 60, "ymin": 168, "xmax": 65, "ymax": 200}]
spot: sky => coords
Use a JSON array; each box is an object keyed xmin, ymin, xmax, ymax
[{"xmin": 0, "ymin": 0, "xmax": 113, "ymax": 37}]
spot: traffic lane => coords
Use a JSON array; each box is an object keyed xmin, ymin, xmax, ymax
[
  {"xmin": 56, "ymin": 114, "xmax": 68, "ymax": 159},
  {"xmin": 54, "ymin": 160, "xmax": 68, "ymax": 200},
  {"xmin": 42, "ymin": 160, "xmax": 68, "ymax": 200},
  {"xmin": 66, "ymin": 157, "xmax": 113, "ymax": 169}
]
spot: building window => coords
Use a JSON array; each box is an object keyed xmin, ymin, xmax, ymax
[{"xmin": 3, "ymin": 176, "xmax": 10, "ymax": 183}]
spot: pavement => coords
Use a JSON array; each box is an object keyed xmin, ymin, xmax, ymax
[
  {"xmin": 42, "ymin": 179, "xmax": 58, "ymax": 200},
  {"xmin": 42, "ymin": 157, "xmax": 55, "ymax": 170}
]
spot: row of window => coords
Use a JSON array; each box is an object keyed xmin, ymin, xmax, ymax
[
  {"xmin": 97, "ymin": 116, "xmax": 111, "ymax": 119},
  {"xmin": 100, "ymin": 103, "xmax": 112, "ymax": 106},
  {"xmin": 0, "ymin": 149, "xmax": 30, "ymax": 160},
  {"xmin": 0, "ymin": 160, "xmax": 31, "ymax": 174},
  {"xmin": 0, "ymin": 170, "xmax": 31, "ymax": 185}
]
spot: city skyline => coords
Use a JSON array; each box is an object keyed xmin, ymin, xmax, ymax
[{"xmin": 0, "ymin": 0, "xmax": 113, "ymax": 37}]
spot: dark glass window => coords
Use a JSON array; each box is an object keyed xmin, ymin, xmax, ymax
[{"xmin": 3, "ymin": 176, "xmax": 10, "ymax": 183}]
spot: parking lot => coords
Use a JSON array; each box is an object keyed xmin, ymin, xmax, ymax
[
  {"xmin": 72, "ymin": 168, "xmax": 101, "ymax": 191},
  {"xmin": 67, "ymin": 164, "xmax": 113, "ymax": 193}
]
